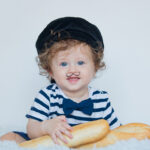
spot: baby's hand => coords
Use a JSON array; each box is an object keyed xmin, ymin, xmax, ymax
[{"xmin": 41, "ymin": 115, "xmax": 73, "ymax": 145}]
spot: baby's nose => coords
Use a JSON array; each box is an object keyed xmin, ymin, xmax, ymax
[
  {"xmin": 67, "ymin": 64, "xmax": 79, "ymax": 74},
  {"xmin": 68, "ymin": 64, "xmax": 77, "ymax": 71}
]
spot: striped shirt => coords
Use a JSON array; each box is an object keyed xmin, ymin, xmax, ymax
[{"xmin": 26, "ymin": 83, "xmax": 121, "ymax": 129}]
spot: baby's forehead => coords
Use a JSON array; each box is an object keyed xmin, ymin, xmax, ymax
[{"xmin": 54, "ymin": 44, "xmax": 93, "ymax": 58}]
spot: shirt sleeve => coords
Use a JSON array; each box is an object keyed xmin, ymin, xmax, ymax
[
  {"xmin": 26, "ymin": 88, "xmax": 50, "ymax": 122},
  {"xmin": 102, "ymin": 93, "xmax": 121, "ymax": 129}
]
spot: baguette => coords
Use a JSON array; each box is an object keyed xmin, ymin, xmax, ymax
[
  {"xmin": 78, "ymin": 123, "xmax": 150, "ymax": 149},
  {"xmin": 19, "ymin": 119, "xmax": 109, "ymax": 148}
]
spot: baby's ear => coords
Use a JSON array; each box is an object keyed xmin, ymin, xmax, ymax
[
  {"xmin": 49, "ymin": 71, "xmax": 54, "ymax": 78},
  {"xmin": 93, "ymin": 70, "xmax": 97, "ymax": 78},
  {"xmin": 49, "ymin": 72, "xmax": 56, "ymax": 84}
]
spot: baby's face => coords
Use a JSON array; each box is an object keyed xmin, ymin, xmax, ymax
[{"xmin": 49, "ymin": 44, "xmax": 96, "ymax": 95}]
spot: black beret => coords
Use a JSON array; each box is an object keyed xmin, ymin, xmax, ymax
[{"xmin": 36, "ymin": 17, "xmax": 104, "ymax": 54}]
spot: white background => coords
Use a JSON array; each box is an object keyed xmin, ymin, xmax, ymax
[{"xmin": 0, "ymin": 0, "xmax": 150, "ymax": 132}]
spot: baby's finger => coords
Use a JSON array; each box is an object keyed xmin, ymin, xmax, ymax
[
  {"xmin": 51, "ymin": 133, "xmax": 60, "ymax": 145},
  {"xmin": 63, "ymin": 122, "xmax": 73, "ymax": 131},
  {"xmin": 55, "ymin": 130, "xmax": 68, "ymax": 144},
  {"xmin": 59, "ymin": 127, "xmax": 73, "ymax": 139},
  {"xmin": 58, "ymin": 115, "xmax": 66, "ymax": 122}
]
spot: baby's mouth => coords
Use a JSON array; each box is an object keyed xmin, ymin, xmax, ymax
[{"xmin": 67, "ymin": 76, "xmax": 80, "ymax": 83}]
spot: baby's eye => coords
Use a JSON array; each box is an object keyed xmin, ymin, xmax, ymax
[
  {"xmin": 60, "ymin": 62, "xmax": 68, "ymax": 67},
  {"xmin": 77, "ymin": 61, "xmax": 85, "ymax": 65}
]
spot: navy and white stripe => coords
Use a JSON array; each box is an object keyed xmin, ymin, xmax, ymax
[{"xmin": 26, "ymin": 83, "xmax": 121, "ymax": 129}]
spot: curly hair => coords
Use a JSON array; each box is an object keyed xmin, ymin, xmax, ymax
[{"xmin": 36, "ymin": 39, "xmax": 106, "ymax": 81}]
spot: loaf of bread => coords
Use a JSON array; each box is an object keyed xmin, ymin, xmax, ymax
[
  {"xmin": 78, "ymin": 123, "xmax": 150, "ymax": 149},
  {"xmin": 19, "ymin": 119, "xmax": 109, "ymax": 148}
]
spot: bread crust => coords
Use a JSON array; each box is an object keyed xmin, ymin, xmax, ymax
[
  {"xmin": 19, "ymin": 119, "xmax": 109, "ymax": 148},
  {"xmin": 78, "ymin": 123, "xmax": 150, "ymax": 149}
]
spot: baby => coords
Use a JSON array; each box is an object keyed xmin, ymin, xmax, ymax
[{"xmin": 0, "ymin": 17, "xmax": 121, "ymax": 144}]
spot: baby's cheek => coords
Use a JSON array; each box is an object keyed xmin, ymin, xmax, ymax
[{"xmin": 83, "ymin": 71, "xmax": 94, "ymax": 80}]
